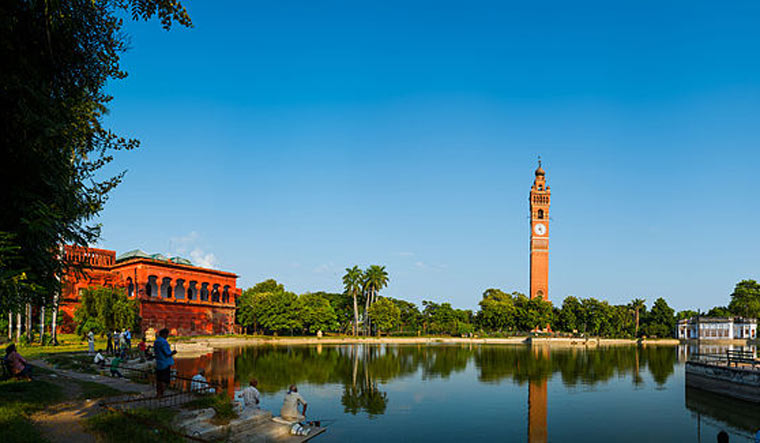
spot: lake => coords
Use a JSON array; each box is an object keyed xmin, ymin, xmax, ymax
[{"xmin": 175, "ymin": 344, "xmax": 760, "ymax": 442}]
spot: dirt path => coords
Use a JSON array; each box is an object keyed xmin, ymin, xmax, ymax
[
  {"xmin": 28, "ymin": 360, "xmax": 156, "ymax": 443},
  {"xmin": 30, "ymin": 371, "xmax": 98, "ymax": 443}
]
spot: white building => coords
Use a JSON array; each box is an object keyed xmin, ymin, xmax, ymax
[{"xmin": 676, "ymin": 317, "xmax": 757, "ymax": 340}]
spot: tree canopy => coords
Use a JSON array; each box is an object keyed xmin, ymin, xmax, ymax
[
  {"xmin": 73, "ymin": 286, "xmax": 139, "ymax": 336},
  {"xmin": 0, "ymin": 0, "xmax": 191, "ymax": 311},
  {"xmin": 728, "ymin": 280, "xmax": 760, "ymax": 318}
]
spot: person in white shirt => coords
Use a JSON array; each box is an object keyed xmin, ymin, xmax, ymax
[
  {"xmin": 87, "ymin": 330, "xmax": 95, "ymax": 354},
  {"xmin": 190, "ymin": 369, "xmax": 215, "ymax": 393},
  {"xmin": 93, "ymin": 351, "xmax": 106, "ymax": 369},
  {"xmin": 280, "ymin": 384, "xmax": 307, "ymax": 421},
  {"xmin": 242, "ymin": 378, "xmax": 261, "ymax": 409}
]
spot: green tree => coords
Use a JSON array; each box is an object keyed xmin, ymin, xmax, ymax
[
  {"xmin": 676, "ymin": 310, "xmax": 698, "ymax": 320},
  {"xmin": 0, "ymin": 0, "xmax": 191, "ymax": 312},
  {"xmin": 73, "ymin": 286, "xmax": 139, "ymax": 336},
  {"xmin": 728, "ymin": 280, "xmax": 760, "ymax": 318},
  {"xmin": 238, "ymin": 280, "xmax": 300, "ymax": 335},
  {"xmin": 558, "ymin": 296, "xmax": 583, "ymax": 333},
  {"xmin": 642, "ymin": 297, "xmax": 675, "ymax": 338},
  {"xmin": 388, "ymin": 298, "xmax": 422, "ymax": 333},
  {"xmin": 256, "ymin": 290, "xmax": 301, "ymax": 335},
  {"xmin": 318, "ymin": 292, "xmax": 354, "ymax": 333},
  {"xmin": 706, "ymin": 306, "xmax": 732, "ymax": 317},
  {"xmin": 368, "ymin": 297, "xmax": 400, "ymax": 335},
  {"xmin": 297, "ymin": 293, "xmax": 338, "ymax": 334},
  {"xmin": 362, "ymin": 265, "xmax": 389, "ymax": 335},
  {"xmin": 343, "ymin": 266, "xmax": 363, "ymax": 336},
  {"xmin": 477, "ymin": 289, "xmax": 516, "ymax": 332}
]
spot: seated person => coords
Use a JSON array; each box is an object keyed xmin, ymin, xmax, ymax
[
  {"xmin": 242, "ymin": 378, "xmax": 260, "ymax": 409},
  {"xmin": 280, "ymin": 384, "xmax": 307, "ymax": 422},
  {"xmin": 110, "ymin": 352, "xmax": 124, "ymax": 378},
  {"xmin": 5, "ymin": 344, "xmax": 31, "ymax": 380},
  {"xmin": 93, "ymin": 351, "xmax": 107, "ymax": 369},
  {"xmin": 190, "ymin": 369, "xmax": 215, "ymax": 394}
]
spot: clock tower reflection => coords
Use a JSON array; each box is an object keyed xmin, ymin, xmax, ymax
[{"xmin": 528, "ymin": 346, "xmax": 549, "ymax": 443}]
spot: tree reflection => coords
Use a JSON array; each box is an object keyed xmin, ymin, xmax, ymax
[{"xmin": 214, "ymin": 344, "xmax": 679, "ymax": 417}]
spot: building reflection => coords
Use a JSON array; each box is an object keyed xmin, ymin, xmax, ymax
[
  {"xmin": 174, "ymin": 348, "xmax": 237, "ymax": 397},
  {"xmin": 685, "ymin": 386, "xmax": 760, "ymax": 438},
  {"xmin": 528, "ymin": 346, "xmax": 549, "ymax": 443}
]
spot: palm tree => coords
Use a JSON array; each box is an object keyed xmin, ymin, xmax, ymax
[
  {"xmin": 363, "ymin": 265, "xmax": 389, "ymax": 335},
  {"xmin": 629, "ymin": 298, "xmax": 646, "ymax": 338},
  {"xmin": 343, "ymin": 266, "xmax": 363, "ymax": 336}
]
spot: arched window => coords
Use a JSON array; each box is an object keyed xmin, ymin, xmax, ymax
[
  {"xmin": 536, "ymin": 290, "xmax": 544, "ymax": 300},
  {"xmin": 188, "ymin": 281, "xmax": 198, "ymax": 300},
  {"xmin": 161, "ymin": 277, "xmax": 173, "ymax": 298},
  {"xmin": 174, "ymin": 279, "xmax": 186, "ymax": 299},
  {"xmin": 126, "ymin": 277, "xmax": 134, "ymax": 297},
  {"xmin": 147, "ymin": 275, "xmax": 158, "ymax": 297},
  {"xmin": 537, "ymin": 209, "xmax": 544, "ymax": 219}
]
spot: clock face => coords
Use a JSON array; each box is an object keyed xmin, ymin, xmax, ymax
[{"xmin": 533, "ymin": 223, "xmax": 546, "ymax": 236}]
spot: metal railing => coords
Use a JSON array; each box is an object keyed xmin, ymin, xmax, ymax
[{"xmin": 100, "ymin": 364, "xmax": 220, "ymax": 410}]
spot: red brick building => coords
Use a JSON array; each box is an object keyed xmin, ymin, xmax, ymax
[{"xmin": 60, "ymin": 245, "xmax": 241, "ymax": 336}]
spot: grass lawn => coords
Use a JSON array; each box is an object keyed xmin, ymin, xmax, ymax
[
  {"xmin": 0, "ymin": 378, "xmax": 64, "ymax": 443},
  {"xmin": 84, "ymin": 407, "xmax": 183, "ymax": 443},
  {"xmin": 75, "ymin": 380, "xmax": 124, "ymax": 400},
  {"xmin": 9, "ymin": 334, "xmax": 108, "ymax": 360}
]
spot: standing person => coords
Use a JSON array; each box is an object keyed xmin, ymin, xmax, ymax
[
  {"xmin": 119, "ymin": 329, "xmax": 126, "ymax": 351},
  {"xmin": 125, "ymin": 328, "xmax": 132, "ymax": 349},
  {"xmin": 280, "ymin": 384, "xmax": 307, "ymax": 422},
  {"xmin": 87, "ymin": 329, "xmax": 95, "ymax": 354},
  {"xmin": 138, "ymin": 337, "xmax": 147, "ymax": 361},
  {"xmin": 106, "ymin": 331, "xmax": 113, "ymax": 355},
  {"xmin": 154, "ymin": 328, "xmax": 177, "ymax": 398},
  {"xmin": 242, "ymin": 378, "xmax": 261, "ymax": 410}
]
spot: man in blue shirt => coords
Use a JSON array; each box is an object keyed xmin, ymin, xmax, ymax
[
  {"xmin": 154, "ymin": 328, "xmax": 177, "ymax": 397},
  {"xmin": 124, "ymin": 328, "xmax": 132, "ymax": 349}
]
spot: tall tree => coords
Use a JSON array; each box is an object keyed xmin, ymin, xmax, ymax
[
  {"xmin": 0, "ymin": 0, "xmax": 191, "ymax": 314},
  {"xmin": 73, "ymin": 286, "xmax": 139, "ymax": 336},
  {"xmin": 477, "ymin": 289, "xmax": 516, "ymax": 332},
  {"xmin": 642, "ymin": 297, "xmax": 675, "ymax": 338},
  {"xmin": 728, "ymin": 280, "xmax": 760, "ymax": 318},
  {"xmin": 368, "ymin": 297, "xmax": 400, "ymax": 336},
  {"xmin": 629, "ymin": 298, "xmax": 646, "ymax": 337},
  {"xmin": 343, "ymin": 266, "xmax": 363, "ymax": 336},
  {"xmin": 362, "ymin": 265, "xmax": 389, "ymax": 335},
  {"xmin": 296, "ymin": 293, "xmax": 338, "ymax": 334}
]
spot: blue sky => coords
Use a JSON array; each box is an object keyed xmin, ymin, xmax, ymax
[{"xmin": 97, "ymin": 1, "xmax": 760, "ymax": 312}]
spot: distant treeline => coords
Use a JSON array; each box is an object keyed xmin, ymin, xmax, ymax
[{"xmin": 234, "ymin": 268, "xmax": 760, "ymax": 338}]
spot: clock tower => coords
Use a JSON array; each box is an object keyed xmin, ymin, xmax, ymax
[{"xmin": 529, "ymin": 159, "xmax": 550, "ymax": 301}]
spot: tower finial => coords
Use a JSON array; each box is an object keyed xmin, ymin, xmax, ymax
[{"xmin": 538, "ymin": 155, "xmax": 542, "ymax": 168}]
